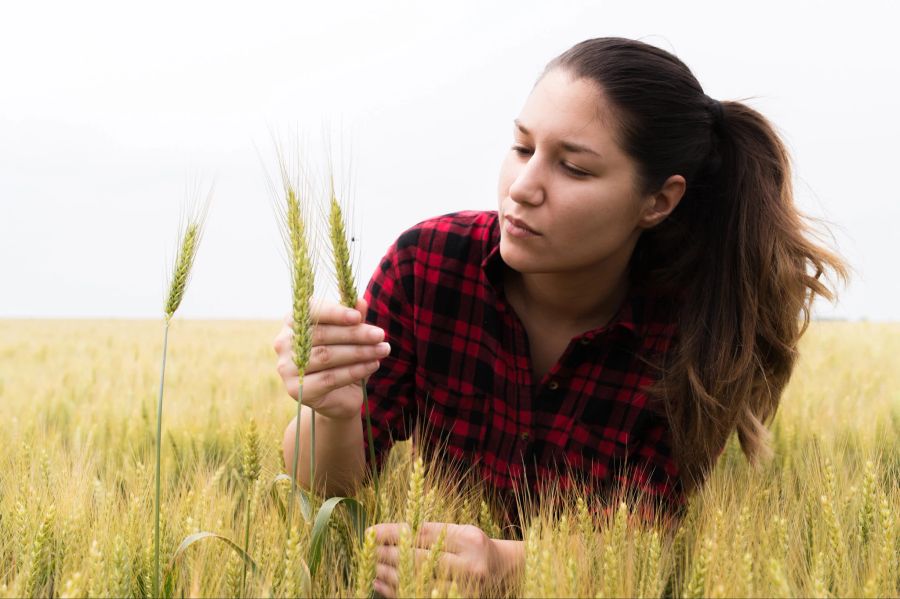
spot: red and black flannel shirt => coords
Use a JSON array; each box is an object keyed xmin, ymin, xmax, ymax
[{"xmin": 361, "ymin": 211, "xmax": 685, "ymax": 529}]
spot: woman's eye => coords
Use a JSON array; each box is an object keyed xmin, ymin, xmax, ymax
[
  {"xmin": 562, "ymin": 163, "xmax": 590, "ymax": 177},
  {"xmin": 511, "ymin": 145, "xmax": 532, "ymax": 156}
]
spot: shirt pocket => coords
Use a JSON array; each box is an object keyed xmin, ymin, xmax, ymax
[{"xmin": 419, "ymin": 375, "xmax": 489, "ymax": 462}]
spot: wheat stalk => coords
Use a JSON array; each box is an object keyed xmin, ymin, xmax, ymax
[
  {"xmin": 327, "ymin": 185, "xmax": 382, "ymax": 519},
  {"xmin": 240, "ymin": 418, "xmax": 262, "ymax": 596},
  {"xmin": 25, "ymin": 504, "xmax": 55, "ymax": 598},
  {"xmin": 154, "ymin": 191, "xmax": 209, "ymax": 599},
  {"xmin": 281, "ymin": 179, "xmax": 316, "ymax": 537}
]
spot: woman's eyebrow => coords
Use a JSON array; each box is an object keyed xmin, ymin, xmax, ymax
[{"xmin": 513, "ymin": 119, "xmax": 602, "ymax": 158}]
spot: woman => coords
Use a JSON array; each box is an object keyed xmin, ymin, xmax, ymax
[{"xmin": 274, "ymin": 37, "xmax": 845, "ymax": 597}]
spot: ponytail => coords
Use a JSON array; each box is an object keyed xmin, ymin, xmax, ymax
[{"xmin": 642, "ymin": 101, "xmax": 847, "ymax": 491}]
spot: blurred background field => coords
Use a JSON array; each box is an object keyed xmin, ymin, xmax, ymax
[{"xmin": 1, "ymin": 319, "xmax": 898, "ymax": 597}]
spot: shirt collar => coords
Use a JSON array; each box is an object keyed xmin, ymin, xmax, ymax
[{"xmin": 480, "ymin": 211, "xmax": 663, "ymax": 345}]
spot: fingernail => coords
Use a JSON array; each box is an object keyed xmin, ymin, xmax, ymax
[
  {"xmin": 368, "ymin": 327, "xmax": 384, "ymax": 342},
  {"xmin": 368, "ymin": 360, "xmax": 380, "ymax": 370},
  {"xmin": 375, "ymin": 342, "xmax": 390, "ymax": 356}
]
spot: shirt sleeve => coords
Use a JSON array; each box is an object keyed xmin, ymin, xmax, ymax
[{"xmin": 360, "ymin": 233, "xmax": 420, "ymax": 472}]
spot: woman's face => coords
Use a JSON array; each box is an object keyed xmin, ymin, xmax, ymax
[{"xmin": 497, "ymin": 68, "xmax": 653, "ymax": 277}]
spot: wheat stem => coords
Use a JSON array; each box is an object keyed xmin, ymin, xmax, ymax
[
  {"xmin": 288, "ymin": 382, "xmax": 304, "ymax": 538},
  {"xmin": 240, "ymin": 419, "xmax": 261, "ymax": 597},
  {"xmin": 362, "ymin": 385, "xmax": 380, "ymax": 520},
  {"xmin": 155, "ymin": 197, "xmax": 207, "ymax": 599},
  {"xmin": 284, "ymin": 180, "xmax": 315, "ymax": 536},
  {"xmin": 310, "ymin": 411, "xmax": 316, "ymax": 500},
  {"xmin": 153, "ymin": 320, "xmax": 169, "ymax": 599}
]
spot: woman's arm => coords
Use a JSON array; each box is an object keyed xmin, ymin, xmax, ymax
[{"xmin": 282, "ymin": 406, "xmax": 366, "ymax": 498}]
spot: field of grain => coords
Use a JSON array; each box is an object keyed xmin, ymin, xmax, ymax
[{"xmin": 0, "ymin": 319, "xmax": 898, "ymax": 598}]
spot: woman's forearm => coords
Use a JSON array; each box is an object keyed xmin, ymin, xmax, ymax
[{"xmin": 282, "ymin": 406, "xmax": 366, "ymax": 497}]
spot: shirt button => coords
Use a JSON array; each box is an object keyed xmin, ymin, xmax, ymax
[
  {"xmin": 547, "ymin": 380, "xmax": 559, "ymax": 391},
  {"xmin": 520, "ymin": 432, "xmax": 530, "ymax": 441},
  {"xmin": 580, "ymin": 337, "xmax": 591, "ymax": 346}
]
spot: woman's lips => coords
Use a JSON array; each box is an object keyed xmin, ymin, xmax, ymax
[{"xmin": 504, "ymin": 215, "xmax": 541, "ymax": 238}]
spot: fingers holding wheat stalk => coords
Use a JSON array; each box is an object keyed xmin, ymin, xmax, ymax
[{"xmin": 155, "ymin": 189, "xmax": 210, "ymax": 599}]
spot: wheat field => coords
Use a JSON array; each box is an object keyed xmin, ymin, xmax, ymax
[{"xmin": 0, "ymin": 319, "xmax": 897, "ymax": 598}]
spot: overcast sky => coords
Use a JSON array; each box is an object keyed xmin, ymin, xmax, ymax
[{"xmin": 1, "ymin": 0, "xmax": 897, "ymax": 320}]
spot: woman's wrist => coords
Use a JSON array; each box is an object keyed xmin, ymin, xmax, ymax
[{"xmin": 492, "ymin": 538, "xmax": 525, "ymax": 590}]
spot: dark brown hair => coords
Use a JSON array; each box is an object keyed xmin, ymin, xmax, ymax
[{"xmin": 546, "ymin": 38, "xmax": 848, "ymax": 494}]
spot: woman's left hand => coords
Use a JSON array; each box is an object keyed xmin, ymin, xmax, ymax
[{"xmin": 368, "ymin": 522, "xmax": 507, "ymax": 598}]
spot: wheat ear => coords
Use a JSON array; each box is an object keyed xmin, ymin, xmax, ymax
[
  {"xmin": 354, "ymin": 527, "xmax": 378, "ymax": 599},
  {"xmin": 25, "ymin": 505, "xmax": 56, "ymax": 598},
  {"xmin": 405, "ymin": 455, "xmax": 426, "ymax": 533},
  {"xmin": 522, "ymin": 524, "xmax": 541, "ymax": 598}
]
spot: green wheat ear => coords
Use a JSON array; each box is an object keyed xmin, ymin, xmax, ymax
[
  {"xmin": 329, "ymin": 192, "xmax": 357, "ymax": 308},
  {"xmin": 286, "ymin": 184, "xmax": 315, "ymax": 379},
  {"xmin": 164, "ymin": 222, "xmax": 200, "ymax": 321}
]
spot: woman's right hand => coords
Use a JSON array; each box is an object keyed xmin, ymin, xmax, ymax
[{"xmin": 273, "ymin": 298, "xmax": 390, "ymax": 421}]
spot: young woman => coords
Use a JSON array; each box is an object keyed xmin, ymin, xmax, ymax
[{"xmin": 274, "ymin": 37, "xmax": 845, "ymax": 597}]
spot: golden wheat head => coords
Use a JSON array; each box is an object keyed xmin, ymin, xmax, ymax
[{"xmin": 241, "ymin": 418, "xmax": 262, "ymax": 483}]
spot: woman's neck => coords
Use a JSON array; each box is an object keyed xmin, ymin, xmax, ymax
[{"xmin": 504, "ymin": 260, "xmax": 631, "ymax": 333}]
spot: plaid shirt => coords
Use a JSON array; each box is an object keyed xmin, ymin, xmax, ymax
[{"xmin": 362, "ymin": 211, "xmax": 685, "ymax": 528}]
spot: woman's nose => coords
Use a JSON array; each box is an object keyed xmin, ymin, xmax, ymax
[{"xmin": 508, "ymin": 157, "xmax": 546, "ymax": 206}]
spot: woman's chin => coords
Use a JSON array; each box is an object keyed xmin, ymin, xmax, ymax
[{"xmin": 499, "ymin": 238, "xmax": 547, "ymax": 273}]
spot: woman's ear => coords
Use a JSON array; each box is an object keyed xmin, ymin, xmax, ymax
[{"xmin": 638, "ymin": 174, "xmax": 686, "ymax": 229}]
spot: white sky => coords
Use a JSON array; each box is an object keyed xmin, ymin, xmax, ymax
[{"xmin": 1, "ymin": 0, "xmax": 898, "ymax": 320}]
